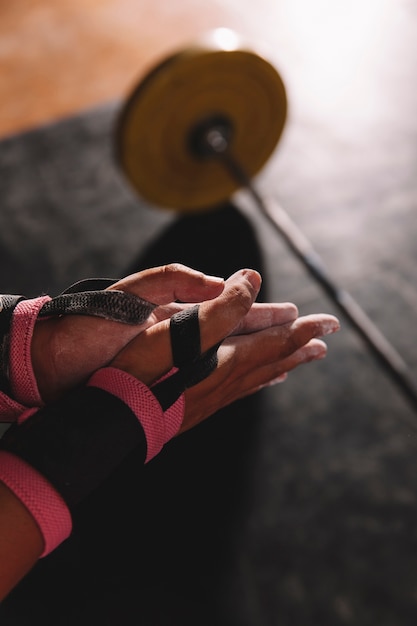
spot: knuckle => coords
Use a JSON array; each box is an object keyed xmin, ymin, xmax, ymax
[
  {"xmin": 161, "ymin": 263, "xmax": 184, "ymax": 275},
  {"xmin": 228, "ymin": 284, "xmax": 253, "ymax": 315},
  {"xmin": 161, "ymin": 263, "xmax": 203, "ymax": 280}
]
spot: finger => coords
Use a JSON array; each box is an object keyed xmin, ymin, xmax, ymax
[
  {"xmin": 220, "ymin": 314, "xmax": 337, "ymax": 395},
  {"xmin": 231, "ymin": 302, "xmax": 299, "ymax": 335},
  {"xmin": 208, "ymin": 315, "xmax": 337, "ymax": 395},
  {"xmin": 223, "ymin": 313, "xmax": 339, "ymax": 371},
  {"xmin": 111, "ymin": 268, "xmax": 262, "ymax": 384},
  {"xmin": 146, "ymin": 299, "xmax": 298, "ymax": 334},
  {"xmin": 216, "ymin": 338, "xmax": 328, "ymax": 403},
  {"xmin": 281, "ymin": 314, "xmax": 340, "ymax": 354},
  {"xmin": 197, "ymin": 268, "xmax": 262, "ymax": 352},
  {"xmin": 182, "ymin": 306, "xmax": 336, "ymax": 406},
  {"xmin": 180, "ymin": 337, "xmax": 330, "ymax": 432},
  {"xmin": 249, "ymin": 338, "xmax": 329, "ymax": 392},
  {"xmin": 108, "ymin": 263, "xmax": 225, "ymax": 305}
]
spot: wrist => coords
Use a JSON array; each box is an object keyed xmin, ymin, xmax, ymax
[{"xmin": 88, "ymin": 367, "xmax": 184, "ymax": 462}]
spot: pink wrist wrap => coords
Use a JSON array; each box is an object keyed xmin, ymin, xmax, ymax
[
  {"xmin": 0, "ymin": 363, "xmax": 184, "ymax": 557},
  {"xmin": 9, "ymin": 296, "xmax": 51, "ymax": 408},
  {"xmin": 0, "ymin": 392, "xmax": 26, "ymax": 423},
  {"xmin": 87, "ymin": 367, "xmax": 185, "ymax": 462},
  {"xmin": 0, "ymin": 449, "xmax": 72, "ymax": 557}
]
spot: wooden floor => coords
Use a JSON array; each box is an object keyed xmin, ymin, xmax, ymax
[
  {"xmin": 0, "ymin": 0, "xmax": 276, "ymax": 138},
  {"xmin": 1, "ymin": 0, "xmax": 402, "ymax": 140}
]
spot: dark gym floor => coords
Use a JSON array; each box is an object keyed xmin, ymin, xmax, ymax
[{"xmin": 1, "ymin": 2, "xmax": 417, "ymax": 625}]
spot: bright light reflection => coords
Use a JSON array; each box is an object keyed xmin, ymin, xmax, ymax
[
  {"xmin": 211, "ymin": 27, "xmax": 240, "ymax": 51},
  {"xmin": 280, "ymin": 0, "xmax": 393, "ymax": 124}
]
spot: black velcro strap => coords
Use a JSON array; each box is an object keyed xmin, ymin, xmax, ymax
[
  {"xmin": 0, "ymin": 386, "xmax": 147, "ymax": 509},
  {"xmin": 169, "ymin": 305, "xmax": 201, "ymax": 367},
  {"xmin": 152, "ymin": 345, "xmax": 219, "ymax": 411},
  {"xmin": 151, "ymin": 305, "xmax": 220, "ymax": 411},
  {"xmin": 181, "ymin": 344, "xmax": 220, "ymax": 388}
]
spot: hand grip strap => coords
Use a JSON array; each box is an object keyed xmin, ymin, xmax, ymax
[
  {"xmin": 0, "ymin": 279, "xmax": 157, "ymax": 420},
  {"xmin": 152, "ymin": 305, "xmax": 220, "ymax": 411}
]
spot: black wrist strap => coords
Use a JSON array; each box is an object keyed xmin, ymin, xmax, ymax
[{"xmin": 0, "ymin": 386, "xmax": 147, "ymax": 510}]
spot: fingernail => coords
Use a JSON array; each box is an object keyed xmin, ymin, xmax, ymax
[
  {"xmin": 310, "ymin": 344, "xmax": 327, "ymax": 359},
  {"xmin": 321, "ymin": 318, "xmax": 340, "ymax": 335},
  {"xmin": 267, "ymin": 373, "xmax": 288, "ymax": 386},
  {"xmin": 241, "ymin": 269, "xmax": 262, "ymax": 291}
]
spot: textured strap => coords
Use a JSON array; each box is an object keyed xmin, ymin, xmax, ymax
[
  {"xmin": 88, "ymin": 367, "xmax": 185, "ymax": 462},
  {"xmin": 0, "ymin": 385, "xmax": 147, "ymax": 509},
  {"xmin": 39, "ymin": 278, "xmax": 157, "ymax": 325},
  {"xmin": 0, "ymin": 362, "xmax": 184, "ymax": 558},
  {"xmin": 170, "ymin": 304, "xmax": 201, "ymax": 366},
  {"xmin": 1, "ymin": 279, "xmax": 157, "ymax": 413},
  {"xmin": 0, "ymin": 391, "xmax": 27, "ymax": 423},
  {"xmin": 152, "ymin": 346, "xmax": 219, "ymax": 411},
  {"xmin": 152, "ymin": 305, "xmax": 219, "ymax": 411}
]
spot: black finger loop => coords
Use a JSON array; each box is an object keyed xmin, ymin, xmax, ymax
[
  {"xmin": 169, "ymin": 305, "xmax": 201, "ymax": 367},
  {"xmin": 151, "ymin": 370, "xmax": 187, "ymax": 412},
  {"xmin": 181, "ymin": 344, "xmax": 220, "ymax": 388},
  {"xmin": 152, "ymin": 343, "xmax": 220, "ymax": 412}
]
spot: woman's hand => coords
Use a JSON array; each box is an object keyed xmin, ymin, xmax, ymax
[
  {"xmin": 181, "ymin": 312, "xmax": 338, "ymax": 433},
  {"xmin": 110, "ymin": 268, "xmax": 340, "ymax": 433},
  {"xmin": 31, "ymin": 264, "xmax": 225, "ymax": 403}
]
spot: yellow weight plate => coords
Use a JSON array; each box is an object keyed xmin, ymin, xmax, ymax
[{"xmin": 116, "ymin": 28, "xmax": 287, "ymax": 212}]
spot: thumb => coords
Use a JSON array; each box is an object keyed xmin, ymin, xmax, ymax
[
  {"xmin": 111, "ymin": 269, "xmax": 261, "ymax": 385},
  {"xmin": 108, "ymin": 263, "xmax": 225, "ymax": 305}
]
